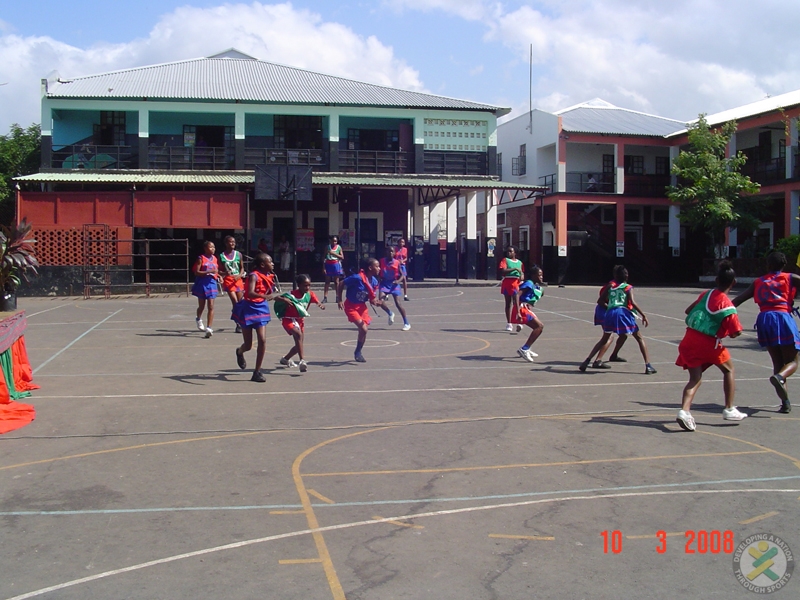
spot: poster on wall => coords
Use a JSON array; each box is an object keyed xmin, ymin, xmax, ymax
[
  {"xmin": 385, "ymin": 230, "xmax": 404, "ymax": 248},
  {"xmin": 296, "ymin": 229, "xmax": 315, "ymax": 252},
  {"xmin": 338, "ymin": 229, "xmax": 356, "ymax": 252}
]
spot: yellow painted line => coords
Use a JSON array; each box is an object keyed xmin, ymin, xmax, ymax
[
  {"xmin": 308, "ymin": 489, "xmax": 335, "ymax": 504},
  {"xmin": 302, "ymin": 450, "xmax": 769, "ymax": 477},
  {"xmin": 292, "ymin": 427, "xmax": 392, "ymax": 600},
  {"xmin": 372, "ymin": 516, "xmax": 423, "ymax": 529},
  {"xmin": 489, "ymin": 534, "xmax": 554, "ymax": 541},
  {"xmin": 270, "ymin": 510, "xmax": 306, "ymax": 515},
  {"xmin": 279, "ymin": 558, "xmax": 323, "ymax": 565},
  {"xmin": 626, "ymin": 532, "xmax": 683, "ymax": 539},
  {"xmin": 698, "ymin": 430, "xmax": 800, "ymax": 469},
  {"xmin": 739, "ymin": 511, "xmax": 779, "ymax": 525}
]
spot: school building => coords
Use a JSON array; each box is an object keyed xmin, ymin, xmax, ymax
[
  {"xmin": 496, "ymin": 93, "xmax": 800, "ymax": 284},
  {"xmin": 14, "ymin": 49, "xmax": 543, "ymax": 295}
]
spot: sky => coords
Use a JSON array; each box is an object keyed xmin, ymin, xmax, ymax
[{"xmin": 0, "ymin": 0, "xmax": 799, "ymax": 133}]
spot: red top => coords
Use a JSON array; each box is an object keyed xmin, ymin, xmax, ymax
[
  {"xmin": 245, "ymin": 271, "xmax": 275, "ymax": 303},
  {"xmin": 754, "ymin": 272, "xmax": 795, "ymax": 313},
  {"xmin": 395, "ymin": 246, "xmax": 408, "ymax": 264}
]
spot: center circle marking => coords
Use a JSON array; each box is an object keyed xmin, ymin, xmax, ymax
[{"xmin": 341, "ymin": 339, "xmax": 401, "ymax": 348}]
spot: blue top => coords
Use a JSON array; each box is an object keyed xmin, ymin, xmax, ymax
[{"xmin": 343, "ymin": 273, "xmax": 378, "ymax": 304}]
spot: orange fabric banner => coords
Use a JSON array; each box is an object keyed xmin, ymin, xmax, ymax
[{"xmin": 11, "ymin": 337, "xmax": 39, "ymax": 392}]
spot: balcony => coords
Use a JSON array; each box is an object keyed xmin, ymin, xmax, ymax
[
  {"xmin": 53, "ymin": 145, "xmax": 136, "ymax": 169},
  {"xmin": 245, "ymin": 148, "xmax": 325, "ymax": 170},
  {"xmin": 148, "ymin": 146, "xmax": 233, "ymax": 170},
  {"xmin": 539, "ymin": 174, "xmax": 556, "ymax": 194},
  {"xmin": 741, "ymin": 157, "xmax": 787, "ymax": 185},
  {"xmin": 339, "ymin": 150, "xmax": 412, "ymax": 174},
  {"xmin": 423, "ymin": 151, "xmax": 487, "ymax": 175},
  {"xmin": 566, "ymin": 172, "xmax": 615, "ymax": 193},
  {"xmin": 623, "ymin": 174, "xmax": 670, "ymax": 197}
]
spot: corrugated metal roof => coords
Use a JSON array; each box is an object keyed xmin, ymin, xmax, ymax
[
  {"xmin": 557, "ymin": 99, "xmax": 685, "ymax": 136},
  {"xmin": 47, "ymin": 53, "xmax": 509, "ymax": 115},
  {"xmin": 16, "ymin": 170, "xmax": 545, "ymax": 190},
  {"xmin": 15, "ymin": 171, "xmax": 254, "ymax": 184}
]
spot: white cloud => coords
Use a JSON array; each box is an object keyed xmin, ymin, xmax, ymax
[
  {"xmin": 381, "ymin": 0, "xmax": 493, "ymax": 21},
  {"xmin": 0, "ymin": 2, "xmax": 424, "ymax": 131}
]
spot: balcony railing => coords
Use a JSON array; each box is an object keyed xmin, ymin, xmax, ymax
[
  {"xmin": 423, "ymin": 151, "xmax": 487, "ymax": 175},
  {"xmin": 339, "ymin": 150, "xmax": 411, "ymax": 174},
  {"xmin": 623, "ymin": 174, "xmax": 671, "ymax": 197},
  {"xmin": 245, "ymin": 148, "xmax": 325, "ymax": 169},
  {"xmin": 566, "ymin": 172, "xmax": 615, "ymax": 193},
  {"xmin": 53, "ymin": 145, "xmax": 136, "ymax": 169},
  {"xmin": 539, "ymin": 174, "xmax": 556, "ymax": 194},
  {"xmin": 148, "ymin": 146, "xmax": 233, "ymax": 170},
  {"xmin": 741, "ymin": 157, "xmax": 787, "ymax": 184}
]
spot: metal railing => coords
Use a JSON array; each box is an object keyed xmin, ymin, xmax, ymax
[
  {"xmin": 53, "ymin": 144, "xmax": 136, "ymax": 169},
  {"xmin": 339, "ymin": 150, "xmax": 412, "ymax": 174},
  {"xmin": 539, "ymin": 173, "xmax": 556, "ymax": 194},
  {"xmin": 741, "ymin": 157, "xmax": 787, "ymax": 184},
  {"xmin": 83, "ymin": 236, "xmax": 191, "ymax": 298},
  {"xmin": 566, "ymin": 172, "xmax": 615, "ymax": 193},
  {"xmin": 423, "ymin": 151, "xmax": 487, "ymax": 175},
  {"xmin": 623, "ymin": 174, "xmax": 671, "ymax": 197},
  {"xmin": 148, "ymin": 146, "xmax": 233, "ymax": 170},
  {"xmin": 244, "ymin": 148, "xmax": 325, "ymax": 169}
]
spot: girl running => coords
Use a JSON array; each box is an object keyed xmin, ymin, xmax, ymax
[
  {"xmin": 232, "ymin": 253, "xmax": 277, "ymax": 382},
  {"xmin": 219, "ymin": 236, "xmax": 245, "ymax": 333},
  {"xmin": 337, "ymin": 257, "xmax": 381, "ymax": 363},
  {"xmin": 396, "ymin": 237, "xmax": 410, "ymax": 301},
  {"xmin": 733, "ymin": 251, "xmax": 800, "ymax": 414},
  {"xmin": 322, "ymin": 235, "xmax": 345, "ymax": 303},
  {"xmin": 499, "ymin": 246, "xmax": 524, "ymax": 332},
  {"xmin": 274, "ymin": 273, "xmax": 325, "ymax": 373},
  {"xmin": 192, "ymin": 240, "xmax": 219, "ymax": 338},
  {"xmin": 379, "ymin": 246, "xmax": 411, "ymax": 330},
  {"xmin": 514, "ymin": 265, "xmax": 545, "ymax": 362}
]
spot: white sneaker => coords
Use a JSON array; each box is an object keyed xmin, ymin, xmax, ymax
[
  {"xmin": 505, "ymin": 323, "xmax": 513, "ymax": 332},
  {"xmin": 196, "ymin": 318, "xmax": 205, "ymax": 331},
  {"xmin": 723, "ymin": 406, "xmax": 748, "ymax": 421},
  {"xmin": 528, "ymin": 350, "xmax": 539, "ymax": 358},
  {"xmin": 402, "ymin": 323, "xmax": 411, "ymax": 331},
  {"xmin": 204, "ymin": 328, "xmax": 213, "ymax": 338},
  {"xmin": 280, "ymin": 357, "xmax": 298, "ymax": 368},
  {"xmin": 299, "ymin": 360, "xmax": 308, "ymax": 373},
  {"xmin": 676, "ymin": 410, "xmax": 696, "ymax": 431},
  {"xmin": 517, "ymin": 347, "xmax": 535, "ymax": 362},
  {"xmin": 515, "ymin": 323, "xmax": 523, "ymax": 333},
  {"xmin": 388, "ymin": 311, "xmax": 395, "ymax": 325}
]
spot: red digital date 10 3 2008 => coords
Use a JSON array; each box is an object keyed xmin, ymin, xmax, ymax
[{"xmin": 601, "ymin": 530, "xmax": 735, "ymax": 554}]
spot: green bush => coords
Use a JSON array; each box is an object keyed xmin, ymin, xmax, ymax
[{"xmin": 774, "ymin": 235, "xmax": 800, "ymax": 261}]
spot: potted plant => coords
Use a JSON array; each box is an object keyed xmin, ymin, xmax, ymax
[{"xmin": 0, "ymin": 218, "xmax": 38, "ymax": 311}]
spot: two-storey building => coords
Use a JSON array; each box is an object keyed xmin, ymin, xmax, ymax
[{"xmin": 15, "ymin": 49, "xmax": 541, "ymax": 294}]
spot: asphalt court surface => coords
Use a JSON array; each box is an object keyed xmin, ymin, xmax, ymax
[{"xmin": 1, "ymin": 285, "xmax": 799, "ymax": 599}]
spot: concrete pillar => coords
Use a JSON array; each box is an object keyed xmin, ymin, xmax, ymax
[
  {"xmin": 485, "ymin": 190, "xmax": 498, "ymax": 280},
  {"xmin": 616, "ymin": 201, "xmax": 625, "ymax": 258},
  {"xmin": 669, "ymin": 204, "xmax": 681, "ymax": 256},
  {"xmin": 728, "ymin": 228, "xmax": 738, "ymax": 256},
  {"xmin": 328, "ymin": 188, "xmax": 340, "ymax": 235},
  {"xmin": 787, "ymin": 118, "xmax": 797, "ymax": 179},
  {"xmin": 791, "ymin": 190, "xmax": 800, "ymax": 237},
  {"xmin": 138, "ymin": 108, "xmax": 149, "ymax": 169},
  {"xmin": 464, "ymin": 191, "xmax": 477, "ymax": 279},
  {"xmin": 446, "ymin": 196, "xmax": 457, "ymax": 278},
  {"xmin": 328, "ymin": 113, "xmax": 339, "ymax": 171},
  {"xmin": 234, "ymin": 109, "xmax": 245, "ymax": 170},
  {"xmin": 412, "ymin": 193, "xmax": 426, "ymax": 280},
  {"xmin": 615, "ymin": 143, "xmax": 624, "ymax": 194}
]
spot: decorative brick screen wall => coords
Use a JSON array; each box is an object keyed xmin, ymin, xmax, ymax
[{"xmin": 34, "ymin": 227, "xmax": 128, "ymax": 266}]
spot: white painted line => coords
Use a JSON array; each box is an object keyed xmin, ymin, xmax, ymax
[
  {"xmin": 7, "ymin": 487, "xmax": 799, "ymax": 600},
  {"xmin": 32, "ymin": 309, "xmax": 124, "ymax": 375},
  {"xmin": 24, "ymin": 304, "xmax": 72, "ymax": 318}
]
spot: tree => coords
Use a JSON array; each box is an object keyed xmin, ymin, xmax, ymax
[
  {"xmin": 0, "ymin": 124, "xmax": 41, "ymax": 225},
  {"xmin": 667, "ymin": 115, "xmax": 762, "ymax": 257}
]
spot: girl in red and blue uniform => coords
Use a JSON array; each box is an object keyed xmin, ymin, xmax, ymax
[
  {"xmin": 337, "ymin": 257, "xmax": 381, "ymax": 363},
  {"xmin": 396, "ymin": 237, "xmax": 410, "ymax": 301},
  {"xmin": 590, "ymin": 280, "xmax": 628, "ymax": 368},
  {"xmin": 192, "ymin": 240, "xmax": 219, "ymax": 338},
  {"xmin": 232, "ymin": 253, "xmax": 277, "ymax": 382},
  {"xmin": 512, "ymin": 265, "xmax": 545, "ymax": 362},
  {"xmin": 733, "ymin": 251, "xmax": 800, "ymax": 413},
  {"xmin": 579, "ymin": 265, "xmax": 655, "ymax": 374},
  {"xmin": 379, "ymin": 246, "xmax": 410, "ymax": 330}
]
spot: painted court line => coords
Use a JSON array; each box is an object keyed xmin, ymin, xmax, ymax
[
  {"xmin": 739, "ymin": 511, "xmax": 779, "ymax": 525},
  {"xmin": 488, "ymin": 534, "xmax": 553, "ymax": 541},
  {"xmin": 7, "ymin": 488, "xmax": 800, "ymax": 600},
  {"xmin": 32, "ymin": 309, "xmax": 124, "ymax": 375}
]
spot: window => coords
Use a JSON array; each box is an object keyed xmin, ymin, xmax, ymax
[
  {"xmin": 497, "ymin": 153, "xmax": 502, "ymax": 179},
  {"xmin": 624, "ymin": 155, "xmax": 644, "ymax": 175},
  {"xmin": 520, "ymin": 144, "xmax": 526, "ymax": 158},
  {"xmin": 519, "ymin": 226, "xmax": 530, "ymax": 251},
  {"xmin": 651, "ymin": 208, "xmax": 669, "ymax": 225},
  {"xmin": 502, "ymin": 228, "xmax": 512, "ymax": 250},
  {"xmin": 603, "ymin": 154, "xmax": 615, "ymax": 175},
  {"xmin": 601, "ymin": 206, "xmax": 615, "ymax": 224},
  {"xmin": 624, "ymin": 207, "xmax": 643, "ymax": 224},
  {"xmin": 512, "ymin": 144, "xmax": 527, "ymax": 176},
  {"xmin": 497, "ymin": 211, "xmax": 506, "ymax": 226},
  {"xmin": 95, "ymin": 111, "xmax": 126, "ymax": 146},
  {"xmin": 274, "ymin": 115, "xmax": 323, "ymax": 150}
]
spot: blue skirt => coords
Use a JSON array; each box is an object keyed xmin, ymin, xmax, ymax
[
  {"xmin": 755, "ymin": 311, "xmax": 800, "ymax": 349},
  {"xmin": 324, "ymin": 262, "xmax": 344, "ymax": 277},
  {"xmin": 594, "ymin": 305, "xmax": 606, "ymax": 326},
  {"xmin": 380, "ymin": 281, "xmax": 402, "ymax": 296},
  {"xmin": 192, "ymin": 277, "xmax": 218, "ymax": 299},
  {"xmin": 232, "ymin": 299, "xmax": 271, "ymax": 329},
  {"xmin": 603, "ymin": 306, "xmax": 638, "ymax": 335}
]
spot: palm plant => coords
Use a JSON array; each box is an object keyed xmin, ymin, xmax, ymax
[{"xmin": 0, "ymin": 218, "xmax": 38, "ymax": 293}]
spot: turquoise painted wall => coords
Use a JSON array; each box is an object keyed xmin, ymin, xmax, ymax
[
  {"xmin": 339, "ymin": 116, "xmax": 412, "ymax": 132},
  {"xmin": 245, "ymin": 114, "xmax": 273, "ymax": 136},
  {"xmin": 52, "ymin": 110, "xmax": 138, "ymax": 146},
  {"xmin": 149, "ymin": 111, "xmax": 235, "ymax": 135}
]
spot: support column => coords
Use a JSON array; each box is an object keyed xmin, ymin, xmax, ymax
[
  {"xmin": 485, "ymin": 190, "xmax": 498, "ymax": 280},
  {"xmin": 785, "ymin": 189, "xmax": 794, "ymax": 239},
  {"xmin": 615, "ymin": 143, "xmax": 625, "ymax": 194},
  {"xmin": 138, "ymin": 108, "xmax": 149, "ymax": 169},
  {"xmin": 791, "ymin": 190, "xmax": 800, "ymax": 237},
  {"xmin": 557, "ymin": 120, "xmax": 567, "ymax": 193},
  {"xmin": 465, "ymin": 191, "xmax": 477, "ymax": 279},
  {"xmin": 669, "ymin": 204, "xmax": 681, "ymax": 256},
  {"xmin": 328, "ymin": 112, "xmax": 339, "ymax": 171},
  {"xmin": 328, "ymin": 188, "xmax": 340, "ymax": 236},
  {"xmin": 787, "ymin": 118, "xmax": 798, "ymax": 180},
  {"xmin": 414, "ymin": 115, "xmax": 425, "ymax": 174},
  {"xmin": 412, "ymin": 193, "xmax": 426, "ymax": 281},
  {"xmin": 234, "ymin": 108, "xmax": 245, "ymax": 170},
  {"xmin": 616, "ymin": 201, "xmax": 625, "ymax": 258},
  {"xmin": 446, "ymin": 196, "xmax": 457, "ymax": 278},
  {"xmin": 555, "ymin": 198, "xmax": 569, "ymax": 284},
  {"xmin": 728, "ymin": 228, "xmax": 737, "ymax": 257}
]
